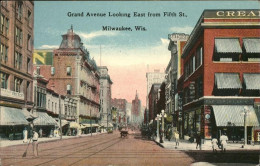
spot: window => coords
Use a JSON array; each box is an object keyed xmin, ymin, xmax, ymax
[
  {"xmin": 27, "ymin": 34, "xmax": 32, "ymax": 51},
  {"xmin": 26, "ymin": 81, "xmax": 30, "ymax": 101},
  {"xmin": 0, "ymin": 72, "xmax": 9, "ymax": 89},
  {"xmin": 51, "ymin": 67, "xmax": 55, "ymax": 75},
  {"xmin": 48, "ymin": 100, "xmax": 50, "ymax": 109},
  {"xmin": 27, "ymin": 10, "xmax": 32, "ymax": 27},
  {"xmin": 55, "ymin": 103, "xmax": 57, "ymax": 112},
  {"xmin": 36, "ymin": 66, "xmax": 40, "ymax": 75},
  {"xmin": 67, "ymin": 84, "xmax": 72, "ymax": 95},
  {"xmin": 27, "ymin": 58, "xmax": 31, "ymax": 73},
  {"xmin": 5, "ymin": 18, "xmax": 9, "ymax": 36},
  {"xmin": 1, "ymin": 14, "xmax": 4, "ymax": 34},
  {"xmin": 0, "ymin": 43, "xmax": 8, "ymax": 63},
  {"xmin": 1, "ymin": 0, "xmax": 8, "ymax": 8},
  {"xmin": 14, "ymin": 52, "xmax": 22, "ymax": 69},
  {"xmin": 14, "ymin": 77, "xmax": 22, "ymax": 92},
  {"xmin": 17, "ymin": 2, "xmax": 23, "ymax": 20},
  {"xmin": 66, "ymin": 66, "xmax": 71, "ymax": 76},
  {"xmin": 242, "ymin": 38, "xmax": 260, "ymax": 62},
  {"xmin": 15, "ymin": 27, "xmax": 23, "ymax": 46},
  {"xmin": 65, "ymin": 106, "xmax": 68, "ymax": 115}
]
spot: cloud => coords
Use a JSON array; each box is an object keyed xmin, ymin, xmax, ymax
[
  {"xmin": 78, "ymin": 30, "xmax": 120, "ymax": 41},
  {"xmin": 39, "ymin": 45, "xmax": 59, "ymax": 49},
  {"xmin": 169, "ymin": 26, "xmax": 193, "ymax": 34},
  {"xmin": 160, "ymin": 38, "xmax": 169, "ymax": 45}
]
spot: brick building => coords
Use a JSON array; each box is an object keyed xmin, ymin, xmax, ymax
[
  {"xmin": 111, "ymin": 98, "xmax": 127, "ymax": 126},
  {"xmin": 148, "ymin": 84, "xmax": 160, "ymax": 123},
  {"xmin": 0, "ymin": 1, "xmax": 34, "ymax": 139},
  {"xmin": 180, "ymin": 9, "xmax": 260, "ymax": 143},
  {"xmin": 39, "ymin": 26, "xmax": 100, "ymax": 127}
]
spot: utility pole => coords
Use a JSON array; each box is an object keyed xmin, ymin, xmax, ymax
[
  {"xmin": 59, "ymin": 95, "xmax": 62, "ymax": 140},
  {"xmin": 90, "ymin": 109, "xmax": 92, "ymax": 136}
]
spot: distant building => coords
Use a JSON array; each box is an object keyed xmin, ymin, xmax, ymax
[
  {"xmin": 99, "ymin": 66, "xmax": 113, "ymax": 129},
  {"xmin": 111, "ymin": 98, "xmax": 127, "ymax": 126},
  {"xmin": 132, "ymin": 91, "xmax": 142, "ymax": 125},
  {"xmin": 148, "ymin": 84, "xmax": 161, "ymax": 122},
  {"xmin": 146, "ymin": 70, "xmax": 165, "ymax": 109}
]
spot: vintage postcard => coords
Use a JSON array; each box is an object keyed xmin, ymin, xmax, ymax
[{"xmin": 0, "ymin": 0, "xmax": 260, "ymax": 166}]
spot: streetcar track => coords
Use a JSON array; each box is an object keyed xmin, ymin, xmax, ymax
[
  {"xmin": 69, "ymin": 139, "xmax": 123, "ymax": 166},
  {"xmin": 4, "ymin": 135, "xmax": 120, "ymax": 165},
  {"xmin": 32, "ymin": 137, "xmax": 122, "ymax": 166}
]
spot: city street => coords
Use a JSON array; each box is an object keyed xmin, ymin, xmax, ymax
[{"xmin": 0, "ymin": 131, "xmax": 194, "ymax": 166}]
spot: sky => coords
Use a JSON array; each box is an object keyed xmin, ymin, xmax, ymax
[{"xmin": 34, "ymin": 1, "xmax": 259, "ymax": 106}]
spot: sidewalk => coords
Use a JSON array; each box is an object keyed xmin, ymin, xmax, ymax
[
  {"xmin": 0, "ymin": 132, "xmax": 103, "ymax": 148},
  {"xmin": 154, "ymin": 139, "xmax": 260, "ymax": 151}
]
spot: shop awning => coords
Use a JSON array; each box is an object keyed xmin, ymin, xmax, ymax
[
  {"xmin": 56, "ymin": 119, "xmax": 69, "ymax": 127},
  {"xmin": 0, "ymin": 107, "xmax": 29, "ymax": 125},
  {"xmin": 100, "ymin": 122, "xmax": 113, "ymax": 128},
  {"xmin": 243, "ymin": 38, "xmax": 260, "ymax": 53},
  {"xmin": 243, "ymin": 74, "xmax": 260, "ymax": 90},
  {"xmin": 22, "ymin": 109, "xmax": 37, "ymax": 120},
  {"xmin": 215, "ymin": 38, "xmax": 242, "ymax": 54},
  {"xmin": 69, "ymin": 122, "xmax": 80, "ymax": 129},
  {"xmin": 212, "ymin": 105, "xmax": 259, "ymax": 127},
  {"xmin": 215, "ymin": 73, "xmax": 242, "ymax": 89},
  {"xmin": 33, "ymin": 112, "xmax": 58, "ymax": 126}
]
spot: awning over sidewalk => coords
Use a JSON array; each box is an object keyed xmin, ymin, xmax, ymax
[
  {"xmin": 69, "ymin": 122, "xmax": 80, "ymax": 129},
  {"xmin": 215, "ymin": 38, "xmax": 242, "ymax": 54},
  {"xmin": 243, "ymin": 38, "xmax": 260, "ymax": 53},
  {"xmin": 80, "ymin": 123, "xmax": 99, "ymax": 129},
  {"xmin": 212, "ymin": 105, "xmax": 259, "ymax": 127},
  {"xmin": 33, "ymin": 112, "xmax": 58, "ymax": 126},
  {"xmin": 243, "ymin": 74, "xmax": 260, "ymax": 90},
  {"xmin": 215, "ymin": 73, "xmax": 242, "ymax": 89},
  {"xmin": 0, "ymin": 107, "xmax": 29, "ymax": 125},
  {"xmin": 100, "ymin": 122, "xmax": 113, "ymax": 128}
]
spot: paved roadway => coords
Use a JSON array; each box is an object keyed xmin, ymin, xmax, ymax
[{"xmin": 0, "ymin": 131, "xmax": 194, "ymax": 166}]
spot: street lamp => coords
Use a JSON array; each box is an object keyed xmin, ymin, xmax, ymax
[
  {"xmin": 90, "ymin": 109, "xmax": 92, "ymax": 136},
  {"xmin": 241, "ymin": 106, "xmax": 250, "ymax": 147},
  {"xmin": 156, "ymin": 114, "xmax": 161, "ymax": 142},
  {"xmin": 107, "ymin": 113, "xmax": 111, "ymax": 133},
  {"xmin": 161, "ymin": 110, "xmax": 167, "ymax": 141}
]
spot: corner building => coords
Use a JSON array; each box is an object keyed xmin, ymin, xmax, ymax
[
  {"xmin": 50, "ymin": 27, "xmax": 100, "ymax": 125},
  {"xmin": 181, "ymin": 10, "xmax": 260, "ymax": 143}
]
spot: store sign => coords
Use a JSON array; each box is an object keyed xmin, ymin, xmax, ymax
[
  {"xmin": 204, "ymin": 10, "xmax": 260, "ymax": 19},
  {"xmin": 168, "ymin": 33, "xmax": 189, "ymax": 41}
]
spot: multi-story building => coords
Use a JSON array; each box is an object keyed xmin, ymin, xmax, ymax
[
  {"xmin": 0, "ymin": 1, "xmax": 34, "ymax": 138},
  {"xmin": 132, "ymin": 91, "xmax": 142, "ymax": 125},
  {"xmin": 99, "ymin": 66, "xmax": 113, "ymax": 129},
  {"xmin": 33, "ymin": 49, "xmax": 53, "ymax": 65},
  {"xmin": 111, "ymin": 98, "xmax": 128, "ymax": 127},
  {"xmin": 146, "ymin": 69, "xmax": 165, "ymax": 108},
  {"xmin": 166, "ymin": 33, "xmax": 188, "ymax": 131},
  {"xmin": 39, "ymin": 26, "xmax": 100, "ymax": 128},
  {"xmin": 180, "ymin": 9, "xmax": 260, "ymax": 143},
  {"xmin": 148, "ymin": 84, "xmax": 161, "ymax": 123}
]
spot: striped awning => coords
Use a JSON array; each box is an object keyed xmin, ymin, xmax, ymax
[
  {"xmin": 243, "ymin": 38, "xmax": 260, "ymax": 53},
  {"xmin": 33, "ymin": 112, "xmax": 58, "ymax": 126},
  {"xmin": 243, "ymin": 74, "xmax": 260, "ymax": 90},
  {"xmin": 215, "ymin": 38, "xmax": 242, "ymax": 53},
  {"xmin": 212, "ymin": 105, "xmax": 259, "ymax": 127},
  {"xmin": 215, "ymin": 73, "xmax": 242, "ymax": 89},
  {"xmin": 0, "ymin": 107, "xmax": 29, "ymax": 125}
]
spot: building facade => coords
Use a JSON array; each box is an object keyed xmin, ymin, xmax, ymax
[
  {"xmin": 146, "ymin": 69, "xmax": 165, "ymax": 108},
  {"xmin": 166, "ymin": 34, "xmax": 188, "ymax": 132},
  {"xmin": 99, "ymin": 66, "xmax": 113, "ymax": 129},
  {"xmin": 0, "ymin": 1, "xmax": 34, "ymax": 139},
  {"xmin": 132, "ymin": 91, "xmax": 142, "ymax": 125},
  {"xmin": 148, "ymin": 84, "xmax": 161, "ymax": 123},
  {"xmin": 40, "ymin": 27, "xmax": 100, "ymax": 127},
  {"xmin": 180, "ymin": 9, "xmax": 260, "ymax": 143}
]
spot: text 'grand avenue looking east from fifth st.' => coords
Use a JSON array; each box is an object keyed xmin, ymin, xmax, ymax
[{"xmin": 67, "ymin": 11, "xmax": 187, "ymax": 18}]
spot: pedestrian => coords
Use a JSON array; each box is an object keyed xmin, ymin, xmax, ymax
[
  {"xmin": 39, "ymin": 128, "xmax": 43, "ymax": 138},
  {"xmin": 211, "ymin": 138, "xmax": 218, "ymax": 153},
  {"xmin": 32, "ymin": 130, "xmax": 39, "ymax": 157},
  {"xmin": 175, "ymin": 131, "xmax": 180, "ymax": 147},
  {"xmin": 220, "ymin": 133, "xmax": 228, "ymax": 152},
  {"xmin": 23, "ymin": 127, "xmax": 28, "ymax": 143},
  {"xmin": 196, "ymin": 133, "xmax": 202, "ymax": 150}
]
